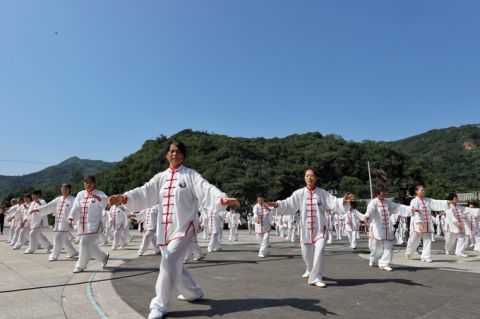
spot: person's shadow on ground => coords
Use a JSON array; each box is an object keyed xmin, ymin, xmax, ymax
[{"xmin": 167, "ymin": 297, "xmax": 335, "ymax": 317}]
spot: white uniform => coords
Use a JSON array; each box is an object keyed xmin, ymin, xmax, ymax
[
  {"xmin": 247, "ymin": 214, "xmax": 253, "ymax": 234},
  {"xmin": 109, "ymin": 204, "xmax": 129, "ymax": 249},
  {"xmin": 227, "ymin": 211, "xmax": 241, "ymax": 241},
  {"xmin": 13, "ymin": 204, "xmax": 31, "ymax": 249},
  {"xmin": 365, "ymin": 198, "xmax": 412, "ymax": 268},
  {"xmin": 68, "ymin": 189, "xmax": 108, "ymax": 271},
  {"xmin": 325, "ymin": 210, "xmax": 334, "ymax": 244},
  {"xmin": 34, "ymin": 195, "xmax": 77, "ymax": 260},
  {"xmin": 123, "ymin": 165, "xmax": 226, "ymax": 315},
  {"xmin": 136, "ymin": 205, "xmax": 160, "ymax": 255},
  {"xmin": 253, "ymin": 203, "xmax": 273, "ymax": 257},
  {"xmin": 276, "ymin": 187, "xmax": 347, "ymax": 285},
  {"xmin": 464, "ymin": 213, "xmax": 478, "ymax": 248},
  {"xmin": 26, "ymin": 199, "xmax": 53, "ymax": 254},
  {"xmin": 343, "ymin": 208, "xmax": 364, "ymax": 249},
  {"xmin": 200, "ymin": 210, "xmax": 209, "ymax": 239},
  {"xmin": 6, "ymin": 204, "xmax": 20, "ymax": 243},
  {"xmin": 205, "ymin": 208, "xmax": 225, "ymax": 252},
  {"xmin": 445, "ymin": 204, "xmax": 479, "ymax": 255},
  {"xmin": 406, "ymin": 197, "xmax": 449, "ymax": 262},
  {"xmin": 334, "ymin": 212, "xmax": 344, "ymax": 239}
]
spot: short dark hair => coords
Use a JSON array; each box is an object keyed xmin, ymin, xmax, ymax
[
  {"xmin": 375, "ymin": 188, "xmax": 386, "ymax": 196},
  {"xmin": 446, "ymin": 192, "xmax": 457, "ymax": 201},
  {"xmin": 415, "ymin": 184, "xmax": 424, "ymax": 191},
  {"xmin": 165, "ymin": 140, "xmax": 187, "ymax": 158},
  {"xmin": 84, "ymin": 175, "xmax": 96, "ymax": 183},
  {"xmin": 32, "ymin": 190, "xmax": 41, "ymax": 196},
  {"xmin": 62, "ymin": 183, "xmax": 72, "ymax": 190},
  {"xmin": 23, "ymin": 194, "xmax": 32, "ymax": 200}
]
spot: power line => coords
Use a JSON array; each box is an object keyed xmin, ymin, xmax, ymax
[{"xmin": 0, "ymin": 158, "xmax": 55, "ymax": 165}]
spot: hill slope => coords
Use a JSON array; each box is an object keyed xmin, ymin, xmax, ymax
[
  {"xmin": 387, "ymin": 124, "xmax": 480, "ymax": 191},
  {"xmin": 0, "ymin": 157, "xmax": 115, "ymax": 198}
]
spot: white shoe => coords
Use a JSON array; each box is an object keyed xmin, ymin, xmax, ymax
[
  {"xmin": 148, "ymin": 308, "xmax": 164, "ymax": 319},
  {"xmin": 68, "ymin": 252, "xmax": 79, "ymax": 258},
  {"xmin": 258, "ymin": 254, "xmax": 266, "ymax": 258},
  {"xmin": 24, "ymin": 250, "xmax": 34, "ymax": 254},
  {"xmin": 380, "ymin": 266, "xmax": 394, "ymax": 271},
  {"xmin": 313, "ymin": 282, "xmax": 327, "ymax": 288},
  {"xmin": 137, "ymin": 252, "xmax": 144, "ymax": 256},
  {"xmin": 421, "ymin": 258, "xmax": 432, "ymax": 263},
  {"xmin": 177, "ymin": 293, "xmax": 204, "ymax": 301},
  {"xmin": 302, "ymin": 271, "xmax": 310, "ymax": 278},
  {"xmin": 73, "ymin": 267, "xmax": 84, "ymax": 273},
  {"xmin": 193, "ymin": 253, "xmax": 206, "ymax": 261},
  {"xmin": 369, "ymin": 261, "xmax": 376, "ymax": 267},
  {"xmin": 48, "ymin": 257, "xmax": 57, "ymax": 262},
  {"xmin": 455, "ymin": 253, "xmax": 468, "ymax": 257},
  {"xmin": 445, "ymin": 251, "xmax": 450, "ymax": 255}
]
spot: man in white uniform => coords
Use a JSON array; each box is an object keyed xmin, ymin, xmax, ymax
[
  {"xmin": 253, "ymin": 196, "xmax": 274, "ymax": 258},
  {"xmin": 68, "ymin": 176, "xmax": 109, "ymax": 273},
  {"xmin": 25, "ymin": 190, "xmax": 53, "ymax": 254}
]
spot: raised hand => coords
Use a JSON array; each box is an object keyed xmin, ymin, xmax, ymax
[
  {"xmin": 108, "ymin": 194, "xmax": 124, "ymax": 206},
  {"xmin": 265, "ymin": 202, "xmax": 278, "ymax": 208},
  {"xmin": 343, "ymin": 194, "xmax": 355, "ymax": 202},
  {"xmin": 222, "ymin": 198, "xmax": 240, "ymax": 207}
]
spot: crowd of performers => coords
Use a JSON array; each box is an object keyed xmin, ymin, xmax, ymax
[{"xmin": 2, "ymin": 140, "xmax": 480, "ymax": 319}]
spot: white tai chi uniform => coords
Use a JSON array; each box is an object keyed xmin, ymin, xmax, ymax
[
  {"xmin": 227, "ymin": 211, "xmax": 241, "ymax": 241},
  {"xmin": 200, "ymin": 210, "xmax": 209, "ymax": 240},
  {"xmin": 26, "ymin": 199, "xmax": 53, "ymax": 254},
  {"xmin": 406, "ymin": 197, "xmax": 449, "ymax": 262},
  {"xmin": 34, "ymin": 195, "xmax": 77, "ymax": 260},
  {"xmin": 123, "ymin": 165, "xmax": 227, "ymax": 315},
  {"xmin": 109, "ymin": 204, "xmax": 129, "ymax": 250},
  {"xmin": 247, "ymin": 214, "xmax": 253, "ymax": 234},
  {"xmin": 68, "ymin": 190, "xmax": 108, "ymax": 271},
  {"xmin": 464, "ymin": 213, "xmax": 477, "ymax": 249},
  {"xmin": 365, "ymin": 198, "xmax": 412, "ymax": 268},
  {"xmin": 325, "ymin": 210, "xmax": 334, "ymax": 244},
  {"xmin": 204, "ymin": 208, "xmax": 223, "ymax": 252},
  {"xmin": 13, "ymin": 204, "xmax": 31, "ymax": 249},
  {"xmin": 473, "ymin": 213, "xmax": 480, "ymax": 252},
  {"xmin": 344, "ymin": 208, "xmax": 364, "ymax": 249},
  {"xmin": 444, "ymin": 204, "xmax": 479, "ymax": 255},
  {"xmin": 276, "ymin": 187, "xmax": 347, "ymax": 285},
  {"xmin": 334, "ymin": 213, "xmax": 344, "ymax": 240},
  {"xmin": 394, "ymin": 216, "xmax": 407, "ymax": 245},
  {"xmin": 136, "ymin": 205, "xmax": 160, "ymax": 255},
  {"xmin": 6, "ymin": 204, "xmax": 20, "ymax": 243},
  {"xmin": 253, "ymin": 203, "xmax": 273, "ymax": 257}
]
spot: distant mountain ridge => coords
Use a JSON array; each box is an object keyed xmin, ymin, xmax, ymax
[{"xmin": 0, "ymin": 157, "xmax": 115, "ymax": 198}]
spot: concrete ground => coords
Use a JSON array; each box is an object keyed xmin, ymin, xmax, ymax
[{"xmin": 1, "ymin": 227, "xmax": 480, "ymax": 319}]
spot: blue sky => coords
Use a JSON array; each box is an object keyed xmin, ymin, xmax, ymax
[{"xmin": 1, "ymin": 0, "xmax": 479, "ymax": 176}]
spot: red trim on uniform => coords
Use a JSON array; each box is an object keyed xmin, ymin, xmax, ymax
[
  {"xmin": 54, "ymin": 197, "xmax": 67, "ymax": 232},
  {"xmin": 163, "ymin": 169, "xmax": 176, "ymax": 244}
]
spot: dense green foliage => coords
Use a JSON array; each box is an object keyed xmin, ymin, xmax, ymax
[
  {"xmin": 93, "ymin": 129, "xmax": 422, "ymax": 213},
  {"xmin": 386, "ymin": 124, "xmax": 480, "ymax": 197}
]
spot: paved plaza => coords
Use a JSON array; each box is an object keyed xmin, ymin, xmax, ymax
[{"xmin": 1, "ymin": 228, "xmax": 479, "ymax": 319}]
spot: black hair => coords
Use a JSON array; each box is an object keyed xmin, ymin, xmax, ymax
[
  {"xmin": 62, "ymin": 183, "xmax": 72, "ymax": 190},
  {"xmin": 23, "ymin": 194, "xmax": 32, "ymax": 200},
  {"xmin": 446, "ymin": 192, "xmax": 457, "ymax": 201},
  {"xmin": 84, "ymin": 175, "xmax": 96, "ymax": 183},
  {"xmin": 415, "ymin": 184, "xmax": 424, "ymax": 192},
  {"xmin": 32, "ymin": 190, "xmax": 41, "ymax": 196},
  {"xmin": 375, "ymin": 188, "xmax": 386, "ymax": 196},
  {"xmin": 165, "ymin": 140, "xmax": 187, "ymax": 158},
  {"xmin": 304, "ymin": 168, "xmax": 317, "ymax": 176}
]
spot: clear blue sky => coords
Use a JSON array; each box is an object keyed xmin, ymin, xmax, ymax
[{"xmin": 1, "ymin": 1, "xmax": 479, "ymax": 176}]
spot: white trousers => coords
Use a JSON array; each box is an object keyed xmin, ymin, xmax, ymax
[
  {"xmin": 13, "ymin": 227, "xmax": 29, "ymax": 248},
  {"xmin": 301, "ymin": 239, "xmax": 326, "ymax": 284},
  {"xmin": 208, "ymin": 233, "xmax": 221, "ymax": 252},
  {"xmin": 112, "ymin": 228, "xmax": 127, "ymax": 249},
  {"xmin": 8, "ymin": 225, "xmax": 17, "ymax": 242},
  {"xmin": 335, "ymin": 225, "xmax": 342, "ymax": 239},
  {"xmin": 445, "ymin": 232, "xmax": 466, "ymax": 255},
  {"xmin": 289, "ymin": 226, "xmax": 296, "ymax": 242},
  {"xmin": 256, "ymin": 232, "xmax": 270, "ymax": 256},
  {"xmin": 369, "ymin": 239, "xmax": 393, "ymax": 267},
  {"xmin": 139, "ymin": 230, "xmax": 159, "ymax": 254},
  {"xmin": 26, "ymin": 228, "xmax": 52, "ymax": 253},
  {"xmin": 346, "ymin": 230, "xmax": 358, "ymax": 248},
  {"xmin": 75, "ymin": 233, "xmax": 107, "ymax": 270},
  {"xmin": 474, "ymin": 235, "xmax": 480, "ymax": 251},
  {"xmin": 10, "ymin": 226, "xmax": 22, "ymax": 246},
  {"xmin": 202, "ymin": 225, "xmax": 208, "ymax": 239},
  {"xmin": 327, "ymin": 231, "xmax": 333, "ymax": 244},
  {"xmin": 229, "ymin": 226, "xmax": 238, "ymax": 241},
  {"xmin": 150, "ymin": 232, "xmax": 203, "ymax": 313},
  {"xmin": 50, "ymin": 231, "xmax": 77, "ymax": 259},
  {"xmin": 184, "ymin": 241, "xmax": 203, "ymax": 261},
  {"xmin": 406, "ymin": 232, "xmax": 432, "ymax": 259}
]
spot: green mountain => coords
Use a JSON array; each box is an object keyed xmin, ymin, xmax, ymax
[
  {"xmin": 386, "ymin": 124, "xmax": 480, "ymax": 192},
  {"xmin": 0, "ymin": 156, "xmax": 115, "ymax": 199},
  {"xmin": 93, "ymin": 130, "xmax": 420, "ymax": 212}
]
